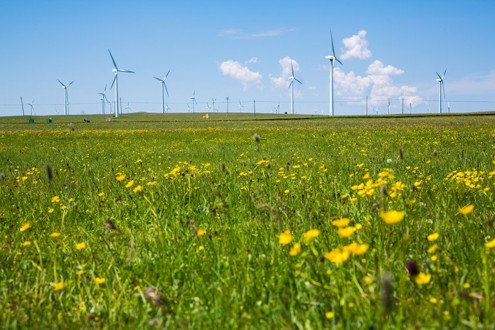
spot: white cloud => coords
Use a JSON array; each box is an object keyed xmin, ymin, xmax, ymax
[
  {"xmin": 334, "ymin": 62, "xmax": 422, "ymax": 106},
  {"xmin": 367, "ymin": 60, "xmax": 404, "ymax": 76},
  {"xmin": 219, "ymin": 60, "xmax": 262, "ymax": 89},
  {"xmin": 245, "ymin": 57, "xmax": 258, "ymax": 65},
  {"xmin": 341, "ymin": 30, "xmax": 372, "ymax": 60},
  {"xmin": 270, "ymin": 56, "xmax": 300, "ymax": 88}
]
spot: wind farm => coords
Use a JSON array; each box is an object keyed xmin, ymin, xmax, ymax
[{"xmin": 2, "ymin": 2, "xmax": 495, "ymax": 329}]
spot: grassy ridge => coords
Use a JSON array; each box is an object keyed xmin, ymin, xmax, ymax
[{"xmin": 1, "ymin": 113, "xmax": 495, "ymax": 328}]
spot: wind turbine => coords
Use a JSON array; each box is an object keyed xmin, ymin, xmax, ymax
[
  {"xmin": 190, "ymin": 90, "xmax": 197, "ymax": 112},
  {"xmin": 288, "ymin": 61, "xmax": 302, "ymax": 115},
  {"xmin": 238, "ymin": 101, "xmax": 245, "ymax": 112},
  {"xmin": 211, "ymin": 98, "xmax": 217, "ymax": 112},
  {"xmin": 108, "ymin": 49, "xmax": 134, "ymax": 118},
  {"xmin": 20, "ymin": 97, "xmax": 25, "ymax": 116},
  {"xmin": 154, "ymin": 70, "xmax": 170, "ymax": 114},
  {"xmin": 58, "ymin": 79, "xmax": 74, "ymax": 115},
  {"xmin": 98, "ymin": 85, "xmax": 110, "ymax": 115},
  {"xmin": 27, "ymin": 101, "xmax": 34, "ymax": 117},
  {"xmin": 436, "ymin": 69, "xmax": 447, "ymax": 114},
  {"xmin": 325, "ymin": 29, "xmax": 343, "ymax": 116}
]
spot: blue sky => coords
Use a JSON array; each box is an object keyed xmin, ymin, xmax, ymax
[{"xmin": 1, "ymin": 1, "xmax": 494, "ymax": 116}]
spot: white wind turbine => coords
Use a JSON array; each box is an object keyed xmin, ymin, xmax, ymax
[
  {"xmin": 288, "ymin": 61, "xmax": 302, "ymax": 115},
  {"xmin": 325, "ymin": 29, "xmax": 343, "ymax": 116},
  {"xmin": 154, "ymin": 70, "xmax": 170, "ymax": 114},
  {"xmin": 108, "ymin": 49, "xmax": 134, "ymax": 118},
  {"xmin": 238, "ymin": 100, "xmax": 245, "ymax": 112},
  {"xmin": 436, "ymin": 69, "xmax": 447, "ymax": 114},
  {"xmin": 98, "ymin": 85, "xmax": 110, "ymax": 115},
  {"xmin": 190, "ymin": 90, "xmax": 197, "ymax": 112},
  {"xmin": 58, "ymin": 79, "xmax": 74, "ymax": 115}
]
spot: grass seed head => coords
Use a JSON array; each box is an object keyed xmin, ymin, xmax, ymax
[
  {"xmin": 45, "ymin": 163, "xmax": 53, "ymax": 182},
  {"xmin": 253, "ymin": 133, "xmax": 260, "ymax": 143},
  {"xmin": 380, "ymin": 273, "xmax": 394, "ymax": 313}
]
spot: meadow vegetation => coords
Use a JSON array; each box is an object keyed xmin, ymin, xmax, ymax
[{"xmin": 2, "ymin": 113, "xmax": 495, "ymax": 328}]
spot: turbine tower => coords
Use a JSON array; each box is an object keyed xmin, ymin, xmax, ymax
[
  {"xmin": 58, "ymin": 80, "xmax": 74, "ymax": 115},
  {"xmin": 288, "ymin": 61, "xmax": 302, "ymax": 115},
  {"xmin": 98, "ymin": 85, "xmax": 109, "ymax": 115},
  {"xmin": 190, "ymin": 90, "xmax": 197, "ymax": 113},
  {"xmin": 108, "ymin": 49, "xmax": 134, "ymax": 118},
  {"xmin": 154, "ymin": 70, "xmax": 170, "ymax": 114},
  {"xmin": 436, "ymin": 69, "xmax": 447, "ymax": 114},
  {"xmin": 325, "ymin": 29, "xmax": 343, "ymax": 116}
]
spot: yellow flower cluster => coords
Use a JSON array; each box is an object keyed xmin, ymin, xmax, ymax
[{"xmin": 446, "ymin": 170, "xmax": 488, "ymax": 191}]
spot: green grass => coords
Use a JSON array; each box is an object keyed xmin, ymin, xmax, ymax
[{"xmin": 2, "ymin": 113, "xmax": 495, "ymax": 328}]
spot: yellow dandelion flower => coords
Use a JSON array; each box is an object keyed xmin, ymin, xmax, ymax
[
  {"xmin": 289, "ymin": 242, "xmax": 302, "ymax": 256},
  {"xmin": 427, "ymin": 244, "xmax": 439, "ymax": 254},
  {"xmin": 331, "ymin": 218, "xmax": 350, "ymax": 228},
  {"xmin": 427, "ymin": 233, "xmax": 439, "ymax": 241},
  {"xmin": 75, "ymin": 242, "xmax": 86, "ymax": 250},
  {"xmin": 196, "ymin": 229, "xmax": 206, "ymax": 237},
  {"xmin": 324, "ymin": 248, "xmax": 350, "ymax": 264},
  {"xmin": 325, "ymin": 311, "xmax": 335, "ymax": 319},
  {"xmin": 484, "ymin": 238, "xmax": 495, "ymax": 248},
  {"xmin": 125, "ymin": 180, "xmax": 134, "ymax": 188},
  {"xmin": 379, "ymin": 210, "xmax": 405, "ymax": 225},
  {"xmin": 338, "ymin": 226, "xmax": 355, "ymax": 238},
  {"xmin": 429, "ymin": 296, "xmax": 438, "ymax": 304},
  {"xmin": 51, "ymin": 195, "xmax": 60, "ymax": 203},
  {"xmin": 284, "ymin": 189, "xmax": 290, "ymax": 195},
  {"xmin": 146, "ymin": 181, "xmax": 157, "ymax": 186},
  {"xmin": 415, "ymin": 272, "xmax": 431, "ymax": 285},
  {"xmin": 459, "ymin": 204, "xmax": 474, "ymax": 215},
  {"xmin": 133, "ymin": 185, "xmax": 142, "ymax": 193},
  {"xmin": 52, "ymin": 282, "xmax": 66, "ymax": 291},
  {"xmin": 303, "ymin": 229, "xmax": 320, "ymax": 243},
  {"xmin": 50, "ymin": 232, "xmax": 61, "ymax": 238},
  {"xmin": 20, "ymin": 223, "xmax": 31, "ymax": 232},
  {"xmin": 345, "ymin": 242, "xmax": 369, "ymax": 255},
  {"xmin": 76, "ymin": 270, "xmax": 84, "ymax": 276},
  {"xmin": 116, "ymin": 174, "xmax": 126, "ymax": 181},
  {"xmin": 48, "ymin": 207, "xmax": 55, "ymax": 214},
  {"xmin": 22, "ymin": 241, "xmax": 31, "ymax": 247},
  {"xmin": 279, "ymin": 230, "xmax": 293, "ymax": 245},
  {"xmin": 94, "ymin": 277, "xmax": 106, "ymax": 285},
  {"xmin": 430, "ymin": 255, "xmax": 438, "ymax": 262},
  {"xmin": 98, "ymin": 192, "xmax": 105, "ymax": 197}
]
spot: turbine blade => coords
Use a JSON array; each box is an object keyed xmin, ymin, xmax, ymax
[
  {"xmin": 68, "ymin": 81, "xmax": 74, "ymax": 87},
  {"xmin": 291, "ymin": 62, "xmax": 295, "ymax": 76},
  {"xmin": 436, "ymin": 72, "xmax": 442, "ymax": 80},
  {"xmin": 108, "ymin": 49, "xmax": 118, "ymax": 69},
  {"xmin": 330, "ymin": 29, "xmax": 337, "ymax": 57},
  {"xmin": 120, "ymin": 69, "xmax": 135, "ymax": 73},
  {"xmin": 295, "ymin": 78, "xmax": 302, "ymax": 84},
  {"xmin": 164, "ymin": 83, "xmax": 169, "ymax": 96},
  {"xmin": 104, "ymin": 84, "xmax": 107, "ymax": 92},
  {"xmin": 443, "ymin": 68, "xmax": 447, "ymax": 78},
  {"xmin": 58, "ymin": 79, "xmax": 65, "ymax": 87},
  {"xmin": 335, "ymin": 56, "xmax": 343, "ymax": 66},
  {"xmin": 154, "ymin": 76, "xmax": 162, "ymax": 82},
  {"xmin": 166, "ymin": 70, "xmax": 170, "ymax": 78},
  {"xmin": 110, "ymin": 74, "xmax": 117, "ymax": 89}
]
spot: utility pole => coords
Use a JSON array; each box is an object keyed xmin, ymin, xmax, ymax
[
  {"xmin": 20, "ymin": 97, "xmax": 25, "ymax": 116},
  {"xmin": 226, "ymin": 96, "xmax": 229, "ymax": 114}
]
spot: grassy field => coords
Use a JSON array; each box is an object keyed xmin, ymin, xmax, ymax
[{"xmin": 2, "ymin": 113, "xmax": 495, "ymax": 329}]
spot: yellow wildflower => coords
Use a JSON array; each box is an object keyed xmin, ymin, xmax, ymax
[
  {"xmin": 75, "ymin": 242, "xmax": 86, "ymax": 250},
  {"xmin": 324, "ymin": 248, "xmax": 350, "ymax": 264},
  {"xmin": 279, "ymin": 230, "xmax": 293, "ymax": 245},
  {"xmin": 22, "ymin": 241, "xmax": 31, "ymax": 247},
  {"xmin": 427, "ymin": 233, "xmax": 439, "ymax": 241},
  {"xmin": 303, "ymin": 229, "xmax": 320, "ymax": 243},
  {"xmin": 196, "ymin": 229, "xmax": 206, "ymax": 237},
  {"xmin": 331, "ymin": 218, "xmax": 350, "ymax": 228},
  {"xmin": 125, "ymin": 180, "xmax": 134, "ymax": 188},
  {"xmin": 338, "ymin": 226, "xmax": 355, "ymax": 238},
  {"xmin": 52, "ymin": 282, "xmax": 66, "ymax": 291},
  {"xmin": 48, "ymin": 207, "xmax": 55, "ymax": 214},
  {"xmin": 428, "ymin": 244, "xmax": 439, "ymax": 254},
  {"xmin": 50, "ymin": 232, "xmax": 61, "ymax": 238},
  {"xmin": 133, "ymin": 185, "xmax": 142, "ymax": 193},
  {"xmin": 345, "ymin": 242, "xmax": 369, "ymax": 255},
  {"xmin": 51, "ymin": 195, "xmax": 60, "ymax": 203},
  {"xmin": 94, "ymin": 277, "xmax": 105, "ymax": 285},
  {"xmin": 20, "ymin": 223, "xmax": 31, "ymax": 232},
  {"xmin": 485, "ymin": 238, "xmax": 495, "ymax": 248},
  {"xmin": 379, "ymin": 210, "xmax": 405, "ymax": 225},
  {"xmin": 459, "ymin": 205, "xmax": 474, "ymax": 215},
  {"xmin": 415, "ymin": 272, "xmax": 431, "ymax": 285},
  {"xmin": 98, "ymin": 192, "xmax": 105, "ymax": 197},
  {"xmin": 289, "ymin": 242, "xmax": 302, "ymax": 256},
  {"xmin": 116, "ymin": 174, "xmax": 126, "ymax": 181},
  {"xmin": 325, "ymin": 311, "xmax": 335, "ymax": 319}
]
